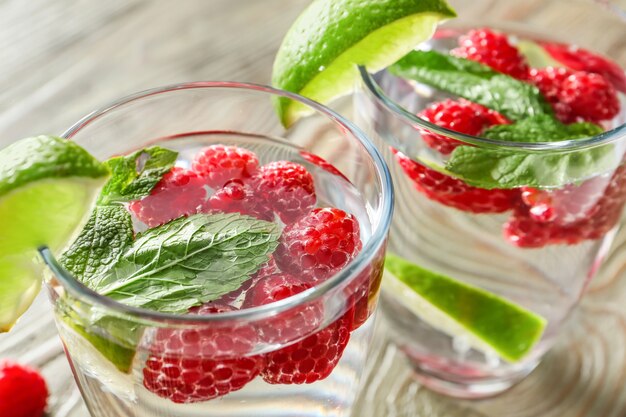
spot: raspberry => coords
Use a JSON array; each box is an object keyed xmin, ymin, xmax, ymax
[
  {"xmin": 418, "ymin": 99, "xmax": 509, "ymax": 154},
  {"xmin": 452, "ymin": 28, "xmax": 529, "ymax": 79},
  {"xmin": 0, "ymin": 361, "xmax": 48, "ymax": 417},
  {"xmin": 243, "ymin": 273, "xmax": 311, "ymax": 308},
  {"xmin": 192, "ymin": 145, "xmax": 259, "ymax": 188},
  {"xmin": 275, "ymin": 208, "xmax": 362, "ymax": 283},
  {"xmin": 559, "ymin": 72, "xmax": 620, "ymax": 123},
  {"xmin": 261, "ymin": 312, "xmax": 352, "ymax": 385},
  {"xmin": 348, "ymin": 251, "xmax": 385, "ymax": 331},
  {"xmin": 505, "ymin": 165, "xmax": 626, "ymax": 247},
  {"xmin": 253, "ymin": 161, "xmax": 316, "ymax": 224},
  {"xmin": 242, "ymin": 273, "xmax": 322, "ymax": 344},
  {"xmin": 143, "ymin": 304, "xmax": 264, "ymax": 403},
  {"xmin": 393, "ymin": 149, "xmax": 518, "ymax": 213},
  {"xmin": 528, "ymin": 67, "xmax": 575, "ymax": 123},
  {"xmin": 206, "ymin": 179, "xmax": 272, "ymax": 220},
  {"xmin": 520, "ymin": 174, "xmax": 610, "ymax": 225},
  {"xmin": 540, "ymin": 41, "xmax": 626, "ymax": 93},
  {"xmin": 129, "ymin": 167, "xmax": 206, "ymax": 227},
  {"xmin": 299, "ymin": 151, "xmax": 349, "ymax": 182}
]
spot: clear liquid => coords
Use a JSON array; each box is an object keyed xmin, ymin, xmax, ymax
[
  {"xmin": 55, "ymin": 132, "xmax": 377, "ymax": 417},
  {"xmin": 356, "ymin": 28, "xmax": 626, "ymax": 396}
]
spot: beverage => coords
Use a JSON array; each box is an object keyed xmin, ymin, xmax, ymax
[
  {"xmin": 0, "ymin": 83, "xmax": 392, "ymax": 416},
  {"xmin": 356, "ymin": 17, "xmax": 626, "ymax": 398},
  {"xmin": 49, "ymin": 131, "xmax": 380, "ymax": 417}
]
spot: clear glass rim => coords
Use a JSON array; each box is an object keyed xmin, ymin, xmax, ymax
[
  {"xmin": 44, "ymin": 80, "xmax": 394, "ymax": 324},
  {"xmin": 358, "ymin": 66, "xmax": 626, "ymax": 151}
]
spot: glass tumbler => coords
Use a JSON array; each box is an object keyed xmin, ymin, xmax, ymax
[
  {"xmin": 41, "ymin": 82, "xmax": 393, "ymax": 417},
  {"xmin": 355, "ymin": 0, "xmax": 626, "ymax": 399}
]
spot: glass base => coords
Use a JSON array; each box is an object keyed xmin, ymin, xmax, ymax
[{"xmin": 405, "ymin": 353, "xmax": 538, "ymax": 399}]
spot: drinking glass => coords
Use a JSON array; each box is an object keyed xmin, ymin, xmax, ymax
[
  {"xmin": 355, "ymin": 0, "xmax": 626, "ymax": 399},
  {"xmin": 41, "ymin": 82, "xmax": 393, "ymax": 417}
]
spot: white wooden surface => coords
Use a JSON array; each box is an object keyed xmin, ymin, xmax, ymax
[{"xmin": 1, "ymin": 1, "xmax": 626, "ymax": 416}]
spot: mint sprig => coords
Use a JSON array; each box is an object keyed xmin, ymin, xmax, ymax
[
  {"xmin": 97, "ymin": 146, "xmax": 177, "ymax": 205},
  {"xmin": 59, "ymin": 147, "xmax": 180, "ymax": 371},
  {"xmin": 62, "ymin": 146, "xmax": 178, "ymax": 282},
  {"xmin": 445, "ymin": 116, "xmax": 613, "ymax": 189},
  {"xmin": 388, "ymin": 50, "xmax": 552, "ymax": 120},
  {"xmin": 91, "ymin": 213, "xmax": 279, "ymax": 313}
]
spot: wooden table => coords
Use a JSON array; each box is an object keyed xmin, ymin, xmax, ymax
[{"xmin": 1, "ymin": 1, "xmax": 626, "ymax": 416}]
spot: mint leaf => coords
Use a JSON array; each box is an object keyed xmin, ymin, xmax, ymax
[
  {"xmin": 445, "ymin": 116, "xmax": 613, "ymax": 189},
  {"xmin": 388, "ymin": 50, "xmax": 552, "ymax": 120},
  {"xmin": 88, "ymin": 213, "xmax": 280, "ymax": 313},
  {"xmin": 60, "ymin": 206, "xmax": 134, "ymax": 279},
  {"xmin": 61, "ymin": 146, "xmax": 176, "ymax": 282},
  {"xmin": 482, "ymin": 115, "xmax": 604, "ymax": 142},
  {"xmin": 97, "ymin": 146, "xmax": 177, "ymax": 205}
]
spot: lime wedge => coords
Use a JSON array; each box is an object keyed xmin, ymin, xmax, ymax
[
  {"xmin": 517, "ymin": 40, "xmax": 563, "ymax": 69},
  {"xmin": 272, "ymin": 0, "xmax": 456, "ymax": 126},
  {"xmin": 0, "ymin": 136, "xmax": 109, "ymax": 331},
  {"xmin": 384, "ymin": 254, "xmax": 547, "ymax": 362}
]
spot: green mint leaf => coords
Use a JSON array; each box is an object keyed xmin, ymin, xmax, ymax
[
  {"xmin": 388, "ymin": 50, "xmax": 552, "ymax": 120},
  {"xmin": 445, "ymin": 116, "xmax": 613, "ymax": 189},
  {"xmin": 97, "ymin": 146, "xmax": 178, "ymax": 205},
  {"xmin": 481, "ymin": 115, "xmax": 604, "ymax": 142},
  {"xmin": 87, "ymin": 213, "xmax": 280, "ymax": 313},
  {"xmin": 62, "ymin": 146, "xmax": 176, "ymax": 280},
  {"xmin": 59, "ymin": 205, "xmax": 134, "ymax": 282}
]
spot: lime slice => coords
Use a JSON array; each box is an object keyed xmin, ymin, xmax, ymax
[
  {"xmin": 517, "ymin": 40, "xmax": 563, "ymax": 69},
  {"xmin": 384, "ymin": 254, "xmax": 547, "ymax": 362},
  {"xmin": 0, "ymin": 136, "xmax": 109, "ymax": 331},
  {"xmin": 67, "ymin": 319, "xmax": 137, "ymax": 373},
  {"xmin": 272, "ymin": 0, "xmax": 456, "ymax": 126}
]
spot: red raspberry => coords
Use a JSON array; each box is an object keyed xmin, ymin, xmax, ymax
[
  {"xmin": 253, "ymin": 161, "xmax": 316, "ymax": 224},
  {"xmin": 520, "ymin": 174, "xmax": 610, "ymax": 225},
  {"xmin": 206, "ymin": 179, "xmax": 272, "ymax": 220},
  {"xmin": 528, "ymin": 67, "xmax": 575, "ymax": 123},
  {"xmin": 418, "ymin": 99, "xmax": 509, "ymax": 154},
  {"xmin": 261, "ymin": 313, "xmax": 352, "ymax": 385},
  {"xmin": 275, "ymin": 208, "xmax": 362, "ymax": 283},
  {"xmin": 242, "ymin": 274, "xmax": 322, "ymax": 344},
  {"xmin": 243, "ymin": 273, "xmax": 311, "ymax": 308},
  {"xmin": 143, "ymin": 304, "xmax": 264, "ymax": 403},
  {"xmin": 299, "ymin": 151, "xmax": 350, "ymax": 182},
  {"xmin": 505, "ymin": 165, "xmax": 626, "ymax": 247},
  {"xmin": 503, "ymin": 210, "xmax": 554, "ymax": 248},
  {"xmin": 241, "ymin": 271, "xmax": 350, "ymax": 384},
  {"xmin": 559, "ymin": 72, "xmax": 620, "ymax": 123},
  {"xmin": 192, "ymin": 145, "xmax": 259, "ymax": 188},
  {"xmin": 540, "ymin": 41, "xmax": 626, "ymax": 93},
  {"xmin": 129, "ymin": 167, "xmax": 206, "ymax": 227},
  {"xmin": 393, "ymin": 149, "xmax": 518, "ymax": 213},
  {"xmin": 452, "ymin": 28, "xmax": 529, "ymax": 79},
  {"xmin": 0, "ymin": 361, "xmax": 48, "ymax": 417},
  {"xmin": 348, "ymin": 251, "xmax": 384, "ymax": 331}
]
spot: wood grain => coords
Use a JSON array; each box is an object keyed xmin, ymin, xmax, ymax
[{"xmin": 1, "ymin": 1, "xmax": 626, "ymax": 416}]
